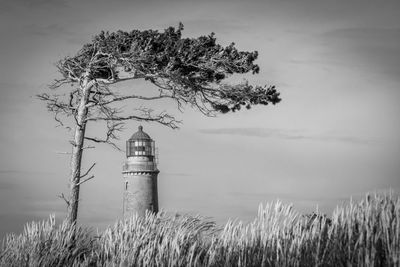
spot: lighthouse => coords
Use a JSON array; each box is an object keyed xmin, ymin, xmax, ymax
[{"xmin": 122, "ymin": 126, "xmax": 159, "ymax": 218}]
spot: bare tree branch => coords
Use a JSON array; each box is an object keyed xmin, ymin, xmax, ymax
[
  {"xmin": 77, "ymin": 175, "xmax": 95, "ymax": 186},
  {"xmin": 84, "ymin": 136, "xmax": 122, "ymax": 151},
  {"xmin": 58, "ymin": 193, "xmax": 70, "ymax": 207},
  {"xmin": 49, "ymin": 77, "xmax": 78, "ymax": 89},
  {"xmin": 80, "ymin": 162, "xmax": 96, "ymax": 179},
  {"xmin": 84, "ymin": 120, "xmax": 125, "ymax": 150},
  {"xmin": 56, "ymin": 151, "xmax": 72, "ymax": 155},
  {"xmin": 37, "ymin": 93, "xmax": 77, "ymax": 114},
  {"xmin": 85, "ymin": 130, "xmax": 121, "ymax": 148},
  {"xmin": 87, "ymin": 109, "xmax": 180, "ymax": 129},
  {"xmin": 86, "ymin": 94, "xmax": 174, "ymax": 108},
  {"xmin": 94, "ymin": 76, "xmax": 143, "ymax": 85}
]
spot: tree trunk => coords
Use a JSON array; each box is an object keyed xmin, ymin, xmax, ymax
[{"xmin": 67, "ymin": 80, "xmax": 91, "ymax": 225}]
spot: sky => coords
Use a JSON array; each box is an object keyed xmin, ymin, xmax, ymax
[{"xmin": 0, "ymin": 0, "xmax": 400, "ymax": 238}]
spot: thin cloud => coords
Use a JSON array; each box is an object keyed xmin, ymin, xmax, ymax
[
  {"xmin": 22, "ymin": 23, "xmax": 88, "ymax": 45},
  {"xmin": 287, "ymin": 27, "xmax": 400, "ymax": 84},
  {"xmin": 318, "ymin": 27, "xmax": 400, "ymax": 80},
  {"xmin": 0, "ymin": 170, "xmax": 54, "ymax": 175},
  {"xmin": 0, "ymin": 0, "xmax": 69, "ymax": 17},
  {"xmin": 12, "ymin": 0, "xmax": 69, "ymax": 9},
  {"xmin": 25, "ymin": 23, "xmax": 75, "ymax": 37},
  {"xmin": 182, "ymin": 17, "xmax": 248, "ymax": 35},
  {"xmin": 163, "ymin": 172, "xmax": 192, "ymax": 177},
  {"xmin": 228, "ymin": 191, "xmax": 350, "ymax": 203},
  {"xmin": 199, "ymin": 128, "xmax": 375, "ymax": 145}
]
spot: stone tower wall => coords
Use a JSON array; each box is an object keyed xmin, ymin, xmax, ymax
[{"xmin": 123, "ymin": 171, "xmax": 159, "ymax": 218}]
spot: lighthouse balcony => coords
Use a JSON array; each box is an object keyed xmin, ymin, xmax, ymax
[{"xmin": 122, "ymin": 162, "xmax": 158, "ymax": 172}]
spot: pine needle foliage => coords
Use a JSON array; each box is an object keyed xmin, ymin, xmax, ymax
[{"xmin": 1, "ymin": 192, "xmax": 399, "ymax": 266}]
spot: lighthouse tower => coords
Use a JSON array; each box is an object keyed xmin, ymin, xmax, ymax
[{"xmin": 122, "ymin": 126, "xmax": 159, "ymax": 218}]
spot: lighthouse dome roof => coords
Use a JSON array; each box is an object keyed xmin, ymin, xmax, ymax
[{"xmin": 128, "ymin": 126, "xmax": 152, "ymax": 141}]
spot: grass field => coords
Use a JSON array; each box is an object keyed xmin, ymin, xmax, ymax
[{"xmin": 1, "ymin": 192, "xmax": 399, "ymax": 266}]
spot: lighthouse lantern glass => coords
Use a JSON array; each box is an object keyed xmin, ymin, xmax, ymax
[{"xmin": 126, "ymin": 139, "xmax": 155, "ymax": 158}]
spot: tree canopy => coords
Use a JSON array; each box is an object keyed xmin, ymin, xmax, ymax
[{"xmin": 50, "ymin": 23, "xmax": 279, "ymax": 119}]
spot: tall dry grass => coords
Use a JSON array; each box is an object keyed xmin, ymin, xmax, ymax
[
  {"xmin": 1, "ymin": 192, "xmax": 399, "ymax": 266},
  {"xmin": 93, "ymin": 212, "xmax": 216, "ymax": 266},
  {"xmin": 0, "ymin": 215, "xmax": 94, "ymax": 266},
  {"xmin": 206, "ymin": 193, "xmax": 400, "ymax": 266}
]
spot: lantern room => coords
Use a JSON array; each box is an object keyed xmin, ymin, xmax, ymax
[{"xmin": 126, "ymin": 126, "xmax": 156, "ymax": 161}]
